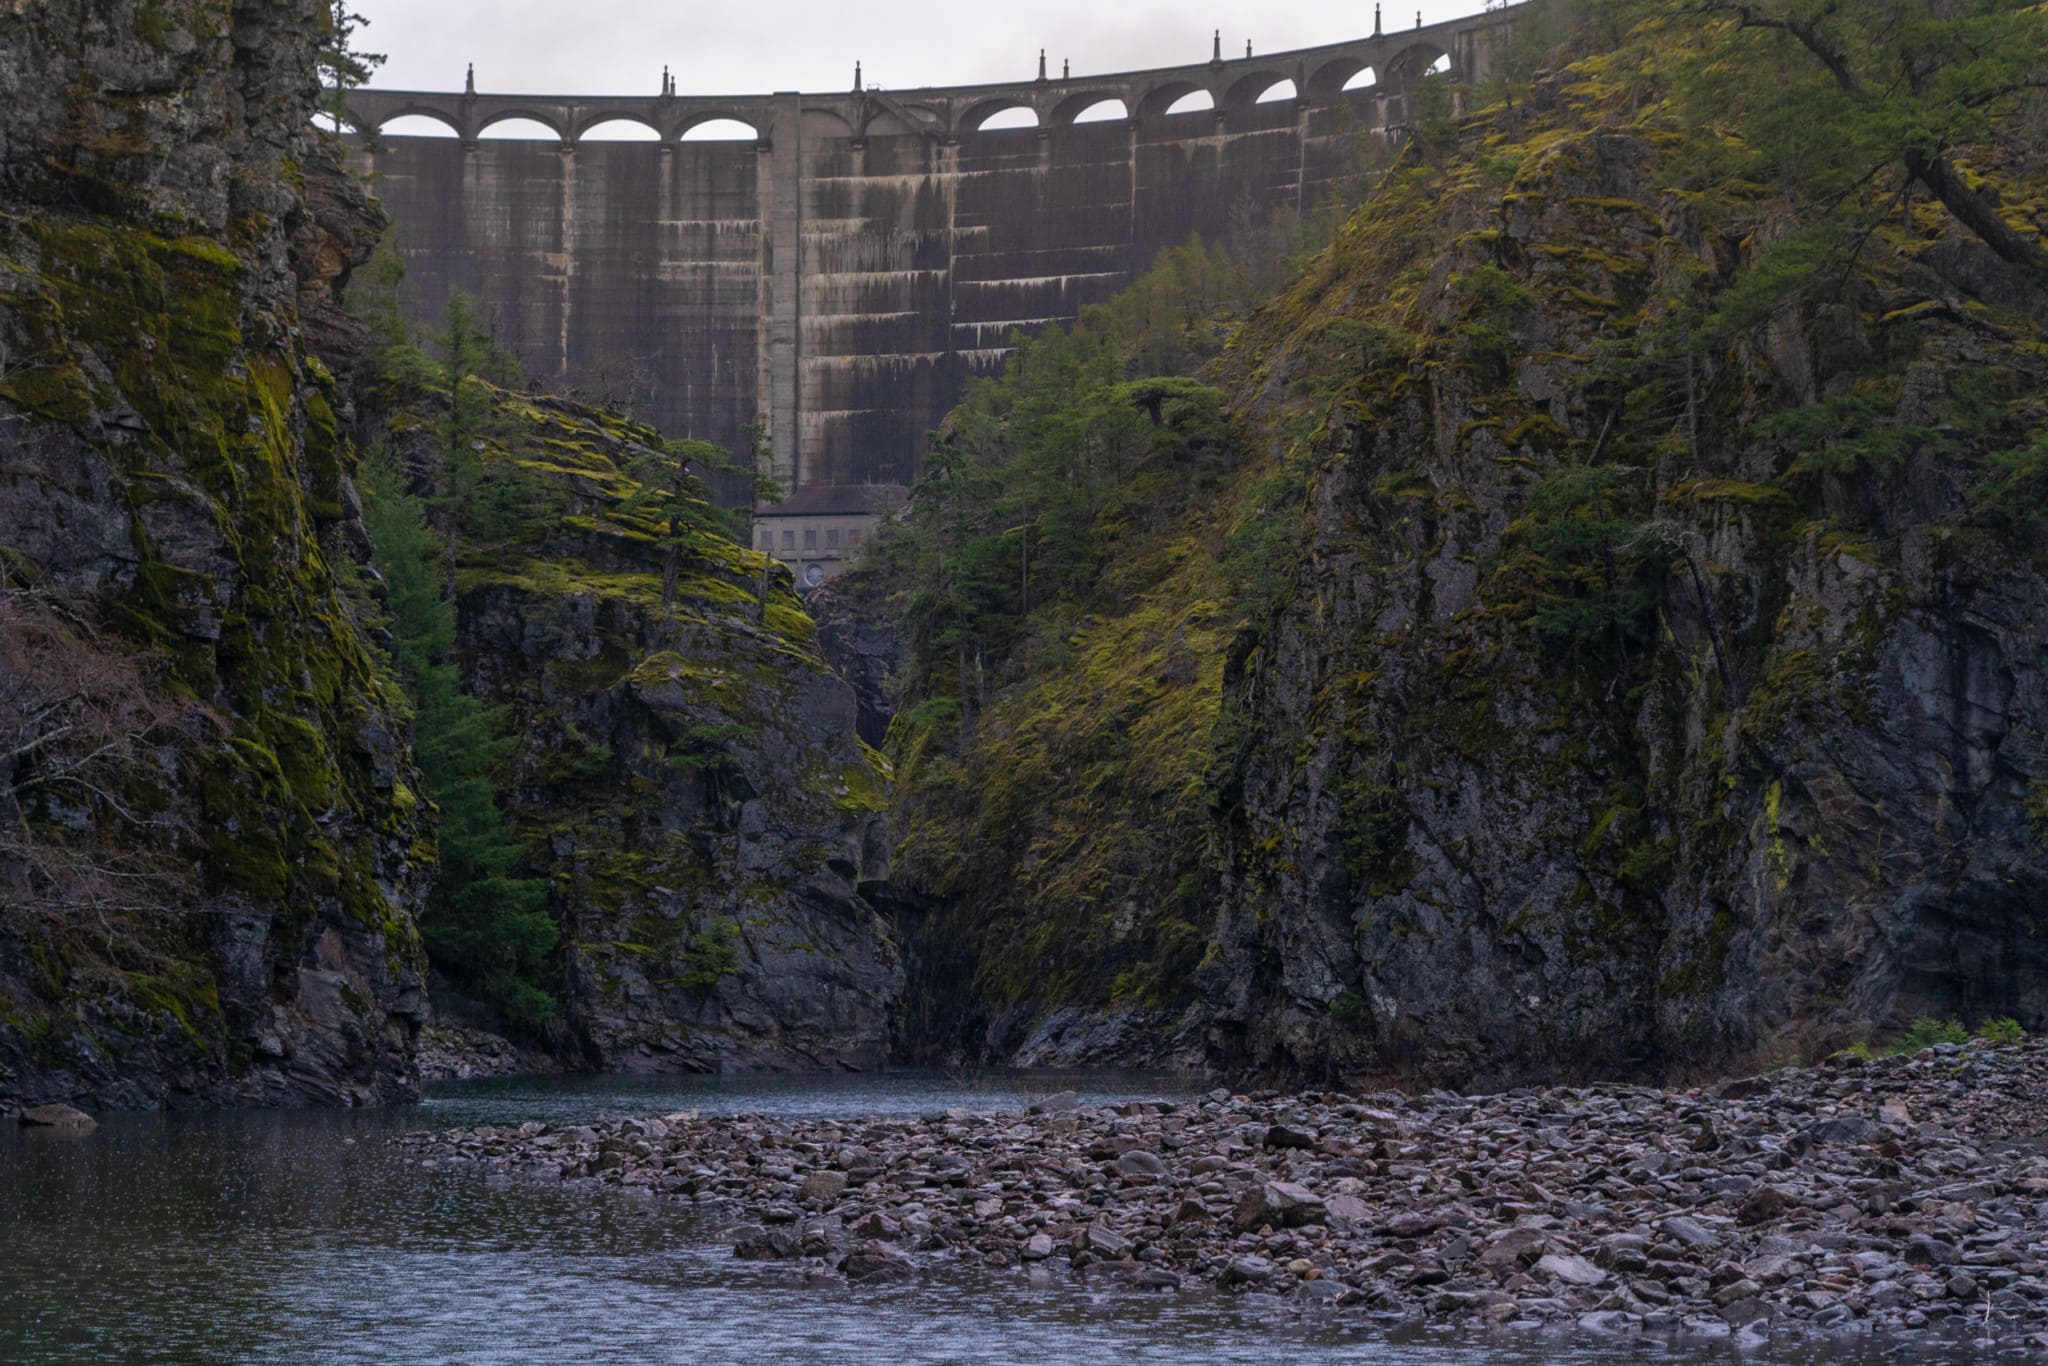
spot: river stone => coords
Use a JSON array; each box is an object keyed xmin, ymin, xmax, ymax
[
  {"xmin": 1116, "ymin": 1149, "xmax": 1167, "ymax": 1177},
  {"xmin": 1085, "ymin": 1223, "xmax": 1133, "ymax": 1258},
  {"xmin": 1479, "ymin": 1227, "xmax": 1549, "ymax": 1272},
  {"xmin": 393, "ymin": 1039, "xmax": 2048, "ymax": 1342},
  {"xmin": 18, "ymin": 1104, "xmax": 95, "ymax": 1132},
  {"xmin": 1536, "ymin": 1253, "xmax": 1607, "ymax": 1287},
  {"xmin": 1223, "ymin": 1255, "xmax": 1274, "ymax": 1286},
  {"xmin": 1029, "ymin": 1091, "xmax": 1080, "ymax": 1115},
  {"xmin": 800, "ymin": 1170, "xmax": 848, "ymax": 1205},
  {"xmin": 842, "ymin": 1242, "xmax": 916, "ymax": 1282}
]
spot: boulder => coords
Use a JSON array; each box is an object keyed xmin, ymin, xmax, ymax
[{"xmin": 18, "ymin": 1104, "xmax": 96, "ymax": 1133}]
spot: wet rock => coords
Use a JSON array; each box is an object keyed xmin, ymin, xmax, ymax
[
  {"xmin": 18, "ymin": 1104, "xmax": 95, "ymax": 1133},
  {"xmin": 842, "ymin": 1242, "xmax": 917, "ymax": 1282},
  {"xmin": 1223, "ymin": 1256, "xmax": 1274, "ymax": 1286}
]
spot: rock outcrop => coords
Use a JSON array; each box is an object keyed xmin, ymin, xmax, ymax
[
  {"xmin": 883, "ymin": 52, "xmax": 2048, "ymax": 1083},
  {"xmin": 380, "ymin": 389, "xmax": 901, "ymax": 1071},
  {"xmin": 1202, "ymin": 85, "xmax": 2048, "ymax": 1085},
  {"xmin": 0, "ymin": 0, "xmax": 428, "ymax": 1108}
]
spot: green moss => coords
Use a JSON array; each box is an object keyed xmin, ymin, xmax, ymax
[{"xmin": 1664, "ymin": 479, "xmax": 1793, "ymax": 508}]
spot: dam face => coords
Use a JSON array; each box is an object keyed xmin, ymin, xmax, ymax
[{"xmin": 344, "ymin": 11, "xmax": 1510, "ymax": 574}]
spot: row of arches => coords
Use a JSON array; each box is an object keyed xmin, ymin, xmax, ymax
[
  {"xmin": 332, "ymin": 43, "xmax": 1454, "ymax": 144},
  {"xmin": 320, "ymin": 112, "xmax": 763, "ymax": 141}
]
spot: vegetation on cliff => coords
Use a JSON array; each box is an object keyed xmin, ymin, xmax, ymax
[
  {"xmin": 361, "ymin": 441, "xmax": 556, "ymax": 1030},
  {"xmin": 0, "ymin": 0, "xmax": 429, "ymax": 1108},
  {"xmin": 883, "ymin": 0, "xmax": 2048, "ymax": 1079},
  {"xmin": 354, "ymin": 272, "xmax": 898, "ymax": 1067}
]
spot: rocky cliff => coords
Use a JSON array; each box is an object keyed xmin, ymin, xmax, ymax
[
  {"xmin": 885, "ymin": 29, "xmax": 2048, "ymax": 1084},
  {"xmin": 375, "ymin": 386, "xmax": 901, "ymax": 1071},
  {"xmin": 0, "ymin": 0, "xmax": 427, "ymax": 1108},
  {"xmin": 1203, "ymin": 72, "xmax": 2048, "ymax": 1085}
]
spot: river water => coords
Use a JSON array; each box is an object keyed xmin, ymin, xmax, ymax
[{"xmin": 0, "ymin": 1071, "xmax": 1998, "ymax": 1363}]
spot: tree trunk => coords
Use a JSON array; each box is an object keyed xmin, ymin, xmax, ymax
[{"xmin": 1902, "ymin": 147, "xmax": 2048, "ymax": 271}]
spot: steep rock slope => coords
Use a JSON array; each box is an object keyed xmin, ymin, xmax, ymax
[
  {"xmin": 381, "ymin": 389, "xmax": 900, "ymax": 1071},
  {"xmin": 0, "ymin": 1, "xmax": 428, "ymax": 1107},
  {"xmin": 1207, "ymin": 57, "xmax": 2048, "ymax": 1084},
  {"xmin": 886, "ymin": 30, "xmax": 2048, "ymax": 1084}
]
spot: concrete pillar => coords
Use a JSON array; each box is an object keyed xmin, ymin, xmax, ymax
[{"xmin": 761, "ymin": 92, "xmax": 804, "ymax": 491}]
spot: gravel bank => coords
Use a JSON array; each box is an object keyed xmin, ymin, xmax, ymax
[{"xmin": 398, "ymin": 1040, "xmax": 2048, "ymax": 1349}]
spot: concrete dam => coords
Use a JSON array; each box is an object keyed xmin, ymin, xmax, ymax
[{"xmin": 342, "ymin": 6, "xmax": 1514, "ymax": 580}]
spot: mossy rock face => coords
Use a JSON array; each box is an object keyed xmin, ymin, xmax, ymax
[
  {"xmin": 1191, "ymin": 53, "xmax": 2048, "ymax": 1087},
  {"xmin": 0, "ymin": 0, "xmax": 429, "ymax": 1110},
  {"xmin": 380, "ymin": 383, "xmax": 902, "ymax": 1071},
  {"xmin": 874, "ymin": 32, "xmax": 2048, "ymax": 1086}
]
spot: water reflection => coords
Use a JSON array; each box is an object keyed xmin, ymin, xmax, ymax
[{"xmin": 0, "ymin": 1071, "xmax": 1998, "ymax": 1363}]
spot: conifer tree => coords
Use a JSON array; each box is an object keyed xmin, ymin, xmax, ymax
[{"xmin": 360, "ymin": 452, "xmax": 558, "ymax": 1029}]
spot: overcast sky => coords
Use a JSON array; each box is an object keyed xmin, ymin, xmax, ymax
[{"xmin": 353, "ymin": 1, "xmax": 1487, "ymax": 97}]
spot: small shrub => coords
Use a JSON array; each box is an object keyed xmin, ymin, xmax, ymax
[
  {"xmin": 1888, "ymin": 1016, "xmax": 1969, "ymax": 1054},
  {"xmin": 1328, "ymin": 990, "xmax": 1368, "ymax": 1025},
  {"xmin": 1976, "ymin": 1017, "xmax": 2025, "ymax": 1046}
]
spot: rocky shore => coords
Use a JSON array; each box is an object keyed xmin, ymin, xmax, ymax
[
  {"xmin": 414, "ymin": 1024, "xmax": 562, "ymax": 1083},
  {"xmin": 398, "ymin": 1040, "xmax": 2048, "ymax": 1349}
]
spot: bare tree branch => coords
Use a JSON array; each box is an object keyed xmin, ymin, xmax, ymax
[{"xmin": 0, "ymin": 578, "xmax": 202, "ymax": 917}]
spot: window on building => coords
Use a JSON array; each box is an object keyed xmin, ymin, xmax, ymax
[
  {"xmin": 848, "ymin": 528, "xmax": 863, "ymax": 547},
  {"xmin": 781, "ymin": 529, "xmax": 795, "ymax": 550},
  {"xmin": 804, "ymin": 528, "xmax": 818, "ymax": 550},
  {"xmin": 825, "ymin": 528, "xmax": 841, "ymax": 549},
  {"xmin": 757, "ymin": 527, "xmax": 770, "ymax": 549}
]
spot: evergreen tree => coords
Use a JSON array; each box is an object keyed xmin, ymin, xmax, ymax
[
  {"xmin": 426, "ymin": 294, "xmax": 564, "ymax": 558},
  {"xmin": 316, "ymin": 3, "xmax": 383, "ymax": 134},
  {"xmin": 1650, "ymin": 0, "xmax": 2048, "ymax": 273},
  {"xmin": 360, "ymin": 452, "xmax": 558, "ymax": 1029}
]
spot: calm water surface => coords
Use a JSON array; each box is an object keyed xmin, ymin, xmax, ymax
[{"xmin": 0, "ymin": 1071, "xmax": 2002, "ymax": 1363}]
